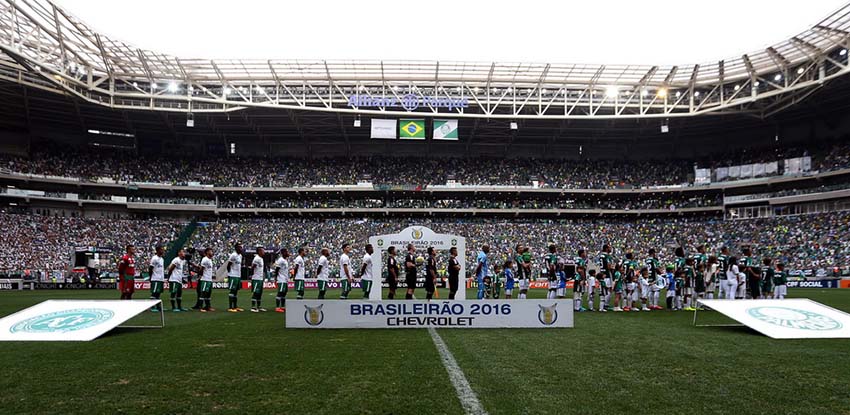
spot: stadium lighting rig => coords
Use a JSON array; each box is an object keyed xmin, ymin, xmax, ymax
[{"xmin": 1, "ymin": 0, "xmax": 850, "ymax": 120}]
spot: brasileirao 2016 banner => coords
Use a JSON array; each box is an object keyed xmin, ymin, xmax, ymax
[{"xmin": 286, "ymin": 299, "xmax": 573, "ymax": 329}]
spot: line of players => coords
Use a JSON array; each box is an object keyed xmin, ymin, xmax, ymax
[
  {"xmin": 115, "ymin": 240, "xmax": 792, "ymax": 312},
  {"xmin": 535, "ymin": 243, "xmax": 792, "ymax": 312},
  {"xmin": 118, "ymin": 242, "xmax": 376, "ymax": 313}
]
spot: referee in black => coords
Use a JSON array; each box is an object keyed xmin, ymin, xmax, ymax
[
  {"xmin": 448, "ymin": 247, "xmax": 460, "ymax": 299},
  {"xmin": 404, "ymin": 244, "xmax": 418, "ymax": 299},
  {"xmin": 425, "ymin": 247, "xmax": 438, "ymax": 300},
  {"xmin": 386, "ymin": 246, "xmax": 399, "ymax": 299}
]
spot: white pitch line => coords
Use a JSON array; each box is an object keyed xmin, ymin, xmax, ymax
[{"xmin": 428, "ymin": 327, "xmax": 488, "ymax": 415}]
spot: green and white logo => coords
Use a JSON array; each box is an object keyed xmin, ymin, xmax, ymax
[
  {"xmin": 747, "ymin": 307, "xmax": 842, "ymax": 331},
  {"xmin": 10, "ymin": 308, "xmax": 115, "ymax": 333}
]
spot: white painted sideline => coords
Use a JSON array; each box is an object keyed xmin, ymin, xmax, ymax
[
  {"xmin": 428, "ymin": 327, "xmax": 488, "ymax": 415},
  {"xmin": 0, "ymin": 299, "xmax": 163, "ymax": 341},
  {"xmin": 696, "ymin": 298, "xmax": 850, "ymax": 339}
]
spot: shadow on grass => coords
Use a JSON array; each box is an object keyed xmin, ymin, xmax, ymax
[
  {"xmin": 699, "ymin": 325, "xmax": 762, "ymax": 337},
  {"xmin": 99, "ymin": 327, "xmax": 158, "ymax": 339}
]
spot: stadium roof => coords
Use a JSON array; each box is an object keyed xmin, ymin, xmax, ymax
[
  {"xmin": 49, "ymin": 0, "xmax": 839, "ymax": 65},
  {"xmin": 1, "ymin": 0, "xmax": 850, "ymax": 120}
]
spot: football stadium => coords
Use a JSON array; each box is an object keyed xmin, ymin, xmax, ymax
[{"xmin": 2, "ymin": 0, "xmax": 850, "ymax": 413}]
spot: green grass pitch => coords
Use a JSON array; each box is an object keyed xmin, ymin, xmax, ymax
[{"xmin": 1, "ymin": 288, "xmax": 849, "ymax": 414}]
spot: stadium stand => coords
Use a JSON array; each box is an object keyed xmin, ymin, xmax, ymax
[{"xmin": 2, "ymin": 141, "xmax": 849, "ymax": 188}]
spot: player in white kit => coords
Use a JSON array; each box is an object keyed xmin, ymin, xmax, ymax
[
  {"xmin": 148, "ymin": 245, "xmax": 165, "ymax": 312},
  {"xmin": 166, "ymin": 249, "xmax": 187, "ymax": 312},
  {"xmin": 316, "ymin": 248, "xmax": 330, "ymax": 299},
  {"xmin": 358, "ymin": 244, "xmax": 374, "ymax": 299},
  {"xmin": 250, "ymin": 247, "xmax": 267, "ymax": 312},
  {"xmin": 198, "ymin": 247, "xmax": 215, "ymax": 312},
  {"xmin": 339, "ymin": 244, "xmax": 353, "ymax": 299},
  {"xmin": 274, "ymin": 248, "xmax": 290, "ymax": 313},
  {"xmin": 226, "ymin": 243, "xmax": 244, "ymax": 312},
  {"xmin": 293, "ymin": 247, "xmax": 307, "ymax": 299}
]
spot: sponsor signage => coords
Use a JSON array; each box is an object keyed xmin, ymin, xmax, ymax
[
  {"xmin": 370, "ymin": 119, "xmax": 397, "ymax": 139},
  {"xmin": 349, "ymin": 94, "xmax": 469, "ymax": 111},
  {"xmin": 697, "ymin": 299, "xmax": 850, "ymax": 339},
  {"xmin": 286, "ymin": 299, "xmax": 573, "ymax": 329},
  {"xmin": 35, "ymin": 282, "xmax": 116, "ymax": 290},
  {"xmin": 0, "ymin": 282, "xmax": 20, "ymax": 290},
  {"xmin": 785, "ymin": 280, "xmax": 839, "ymax": 289},
  {"xmin": 369, "ymin": 226, "xmax": 466, "ymax": 301},
  {"xmin": 0, "ymin": 299, "xmax": 161, "ymax": 341}
]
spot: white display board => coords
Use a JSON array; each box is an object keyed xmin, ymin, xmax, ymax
[
  {"xmin": 286, "ymin": 299, "xmax": 573, "ymax": 329},
  {"xmin": 697, "ymin": 299, "xmax": 850, "ymax": 339},
  {"xmin": 370, "ymin": 119, "xmax": 397, "ymax": 139},
  {"xmin": 0, "ymin": 299, "xmax": 162, "ymax": 341},
  {"xmin": 368, "ymin": 226, "xmax": 466, "ymax": 300}
]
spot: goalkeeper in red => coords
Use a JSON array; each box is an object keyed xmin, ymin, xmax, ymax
[{"xmin": 117, "ymin": 244, "xmax": 137, "ymax": 300}]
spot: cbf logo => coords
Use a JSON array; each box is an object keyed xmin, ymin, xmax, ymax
[
  {"xmin": 10, "ymin": 308, "xmax": 114, "ymax": 333},
  {"xmin": 411, "ymin": 228, "xmax": 424, "ymax": 240},
  {"xmin": 537, "ymin": 303, "xmax": 558, "ymax": 326},
  {"xmin": 376, "ymin": 239, "xmax": 384, "ymax": 247},
  {"xmin": 747, "ymin": 307, "xmax": 842, "ymax": 331},
  {"xmin": 304, "ymin": 304, "xmax": 324, "ymax": 326}
]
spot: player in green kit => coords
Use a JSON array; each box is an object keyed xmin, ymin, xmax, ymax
[
  {"xmin": 612, "ymin": 264, "xmax": 624, "ymax": 312},
  {"xmin": 691, "ymin": 245, "xmax": 708, "ymax": 268},
  {"xmin": 682, "ymin": 258, "xmax": 696, "ymax": 311},
  {"xmin": 623, "ymin": 252, "xmax": 639, "ymax": 310},
  {"xmin": 598, "ymin": 244, "xmax": 615, "ymax": 311},
  {"xmin": 742, "ymin": 247, "xmax": 760, "ymax": 299},
  {"xmin": 674, "ymin": 247, "xmax": 687, "ymax": 272},
  {"xmin": 574, "ymin": 249, "xmax": 588, "ymax": 312},
  {"xmin": 761, "ymin": 258, "xmax": 775, "ymax": 299},
  {"xmin": 514, "ymin": 244, "xmax": 529, "ymax": 299},
  {"xmin": 716, "ymin": 246, "xmax": 730, "ymax": 299},
  {"xmin": 674, "ymin": 269, "xmax": 686, "ymax": 310},
  {"xmin": 773, "ymin": 262, "xmax": 788, "ymax": 299},
  {"xmin": 645, "ymin": 249, "xmax": 662, "ymax": 310}
]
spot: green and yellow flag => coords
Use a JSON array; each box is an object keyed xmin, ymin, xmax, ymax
[{"xmin": 399, "ymin": 119, "xmax": 425, "ymax": 139}]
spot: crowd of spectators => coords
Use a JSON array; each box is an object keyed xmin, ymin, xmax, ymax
[
  {"xmin": 217, "ymin": 194, "xmax": 721, "ymax": 210},
  {"xmin": 0, "ymin": 210, "xmax": 184, "ymax": 274},
  {"xmin": 2, "ymin": 140, "xmax": 849, "ymax": 189}
]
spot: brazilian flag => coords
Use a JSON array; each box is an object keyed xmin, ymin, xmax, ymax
[{"xmin": 399, "ymin": 119, "xmax": 425, "ymax": 139}]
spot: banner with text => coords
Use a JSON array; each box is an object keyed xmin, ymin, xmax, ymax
[
  {"xmin": 370, "ymin": 119, "xmax": 397, "ymax": 139},
  {"xmin": 286, "ymin": 299, "xmax": 573, "ymax": 329}
]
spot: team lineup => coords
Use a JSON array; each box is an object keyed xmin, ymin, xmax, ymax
[{"xmin": 114, "ymin": 239, "xmax": 792, "ymax": 313}]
